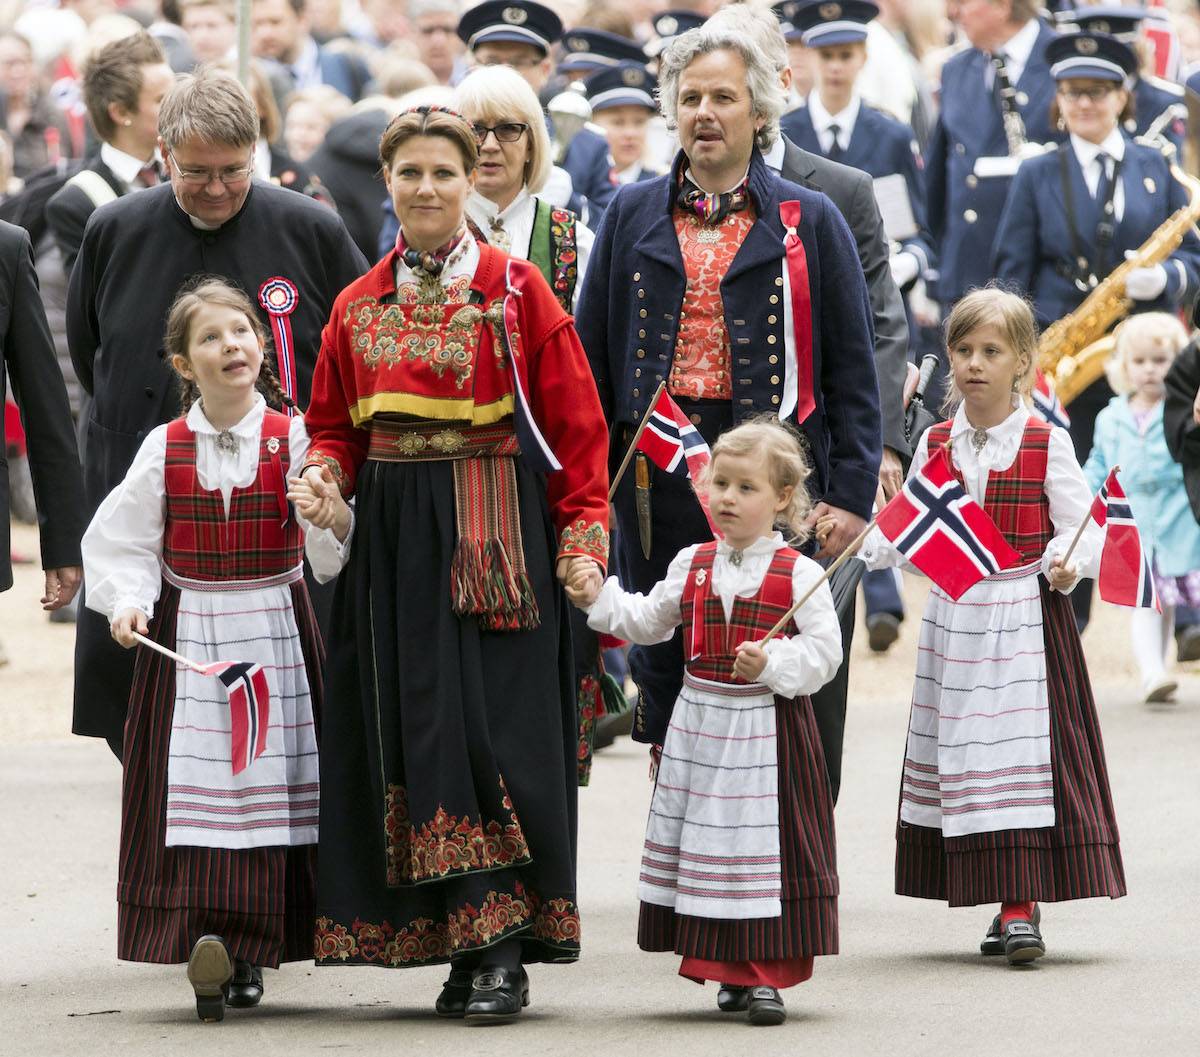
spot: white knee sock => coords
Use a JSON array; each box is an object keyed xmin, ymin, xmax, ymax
[{"xmin": 1130, "ymin": 605, "xmax": 1174, "ymax": 684}]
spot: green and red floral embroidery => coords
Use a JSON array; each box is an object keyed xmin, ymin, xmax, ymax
[
  {"xmin": 559, "ymin": 518, "xmax": 608, "ymax": 566},
  {"xmin": 549, "ymin": 209, "xmax": 578, "ymax": 313}
]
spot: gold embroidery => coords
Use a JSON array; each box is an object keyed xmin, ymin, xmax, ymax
[
  {"xmin": 345, "ymin": 296, "xmax": 480, "ymax": 389},
  {"xmin": 301, "ymin": 451, "xmax": 349, "ymax": 495},
  {"xmin": 429, "ymin": 429, "xmax": 467, "ymax": 454},
  {"xmin": 559, "ymin": 519, "xmax": 609, "ymax": 563}
]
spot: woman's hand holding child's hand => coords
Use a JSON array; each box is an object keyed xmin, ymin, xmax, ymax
[
  {"xmin": 289, "ymin": 466, "xmax": 352, "ymax": 542},
  {"xmin": 732, "ymin": 640, "xmax": 769, "ymax": 682},
  {"xmin": 564, "ymin": 557, "xmax": 603, "ymax": 608},
  {"xmin": 1048, "ymin": 555, "xmax": 1077, "ymax": 593},
  {"xmin": 111, "ymin": 607, "xmax": 149, "ymax": 648}
]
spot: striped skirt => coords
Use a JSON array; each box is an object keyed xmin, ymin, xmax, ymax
[
  {"xmin": 116, "ymin": 581, "xmax": 322, "ymax": 966},
  {"xmin": 895, "ymin": 582, "xmax": 1125, "ymax": 906},
  {"xmin": 639, "ymin": 691, "xmax": 838, "ymax": 961}
]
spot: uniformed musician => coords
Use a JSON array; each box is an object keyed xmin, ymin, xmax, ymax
[{"xmin": 583, "ymin": 61, "xmax": 666, "ymax": 185}]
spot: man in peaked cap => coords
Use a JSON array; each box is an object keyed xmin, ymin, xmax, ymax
[
  {"xmin": 645, "ymin": 10, "xmax": 706, "ymax": 58},
  {"xmin": 559, "ymin": 28, "xmax": 649, "ymax": 81}
]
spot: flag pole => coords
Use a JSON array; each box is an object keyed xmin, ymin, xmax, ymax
[
  {"xmin": 759, "ymin": 517, "xmax": 877, "ymax": 645},
  {"xmin": 608, "ymin": 380, "xmax": 668, "ymax": 502},
  {"xmin": 1060, "ymin": 465, "xmax": 1118, "ymax": 569},
  {"xmin": 131, "ymin": 631, "xmax": 210, "ymax": 674}
]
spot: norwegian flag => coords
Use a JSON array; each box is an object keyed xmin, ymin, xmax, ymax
[
  {"xmin": 636, "ymin": 388, "xmax": 720, "ymax": 535},
  {"xmin": 196, "ymin": 659, "xmax": 272, "ymax": 775},
  {"xmin": 1143, "ymin": 3, "xmax": 1181, "ymax": 81},
  {"xmin": 1031, "ymin": 368, "xmax": 1070, "ymax": 430},
  {"xmin": 1089, "ymin": 469, "xmax": 1161, "ymax": 611},
  {"xmin": 875, "ymin": 444, "xmax": 1020, "ymax": 600}
]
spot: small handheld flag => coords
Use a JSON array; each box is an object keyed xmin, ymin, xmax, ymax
[
  {"xmin": 1088, "ymin": 468, "xmax": 1160, "ymax": 611},
  {"xmin": 636, "ymin": 387, "xmax": 718, "ymax": 536},
  {"xmin": 875, "ymin": 444, "xmax": 1020, "ymax": 600},
  {"xmin": 1031, "ymin": 368, "xmax": 1070, "ymax": 430}
]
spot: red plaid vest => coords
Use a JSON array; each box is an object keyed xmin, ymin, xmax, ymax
[
  {"xmin": 162, "ymin": 412, "xmax": 301, "ymax": 581},
  {"xmin": 927, "ymin": 417, "xmax": 1053, "ymax": 563},
  {"xmin": 680, "ymin": 541, "xmax": 799, "ymax": 685}
]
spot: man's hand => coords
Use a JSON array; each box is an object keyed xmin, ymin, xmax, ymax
[
  {"xmin": 879, "ymin": 447, "xmax": 903, "ymax": 502},
  {"xmin": 42, "ymin": 566, "xmax": 81, "ymax": 611},
  {"xmin": 805, "ymin": 502, "xmax": 867, "ymax": 560}
]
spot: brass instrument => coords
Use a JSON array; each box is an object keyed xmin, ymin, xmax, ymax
[{"xmin": 1038, "ymin": 145, "xmax": 1200, "ymax": 404}]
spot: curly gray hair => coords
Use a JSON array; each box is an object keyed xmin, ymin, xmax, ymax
[{"xmin": 656, "ymin": 25, "xmax": 788, "ymax": 153}]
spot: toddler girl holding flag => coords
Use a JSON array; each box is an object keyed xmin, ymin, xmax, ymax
[
  {"xmin": 567, "ymin": 418, "xmax": 842, "ymax": 1027},
  {"xmin": 82, "ymin": 278, "xmax": 351, "ymax": 1022},
  {"xmin": 861, "ymin": 287, "xmax": 1125, "ymax": 966}
]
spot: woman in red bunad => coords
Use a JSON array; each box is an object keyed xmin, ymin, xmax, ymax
[{"xmin": 300, "ymin": 105, "xmax": 610, "ymax": 1025}]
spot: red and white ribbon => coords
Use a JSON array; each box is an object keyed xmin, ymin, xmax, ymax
[
  {"xmin": 779, "ymin": 201, "xmax": 815, "ymax": 425},
  {"xmin": 258, "ymin": 276, "xmax": 300, "ymax": 416}
]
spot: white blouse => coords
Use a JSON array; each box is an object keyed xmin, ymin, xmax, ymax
[
  {"xmin": 586, "ymin": 533, "xmax": 843, "ymax": 699},
  {"xmin": 862, "ymin": 402, "xmax": 1101, "ymax": 583},
  {"xmin": 465, "ymin": 188, "xmax": 594, "ymax": 311},
  {"xmin": 82, "ymin": 395, "xmax": 351, "ymax": 621}
]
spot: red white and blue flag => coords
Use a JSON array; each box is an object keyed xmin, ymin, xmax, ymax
[
  {"xmin": 636, "ymin": 388, "xmax": 719, "ymax": 535},
  {"xmin": 1144, "ymin": 1, "xmax": 1181, "ymax": 81},
  {"xmin": 1089, "ymin": 468, "xmax": 1160, "ymax": 611},
  {"xmin": 196, "ymin": 659, "xmax": 272, "ymax": 775},
  {"xmin": 1031, "ymin": 368, "xmax": 1070, "ymax": 430},
  {"xmin": 875, "ymin": 444, "xmax": 1020, "ymax": 600}
]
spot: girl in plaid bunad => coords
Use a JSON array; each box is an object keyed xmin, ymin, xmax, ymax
[
  {"xmin": 82, "ymin": 278, "xmax": 352, "ymax": 1023},
  {"xmin": 862, "ymin": 287, "xmax": 1125, "ymax": 966},
  {"xmin": 568, "ymin": 419, "xmax": 842, "ymax": 1027}
]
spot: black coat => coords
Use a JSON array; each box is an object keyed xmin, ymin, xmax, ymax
[
  {"xmin": 307, "ymin": 108, "xmax": 391, "ymax": 262},
  {"xmin": 1164, "ymin": 339, "xmax": 1200, "ymax": 525},
  {"xmin": 67, "ymin": 180, "xmax": 367, "ymax": 740},
  {"xmin": 45, "ymin": 156, "xmax": 127, "ymax": 274},
  {"xmin": 0, "ymin": 220, "xmax": 83, "ymax": 592}
]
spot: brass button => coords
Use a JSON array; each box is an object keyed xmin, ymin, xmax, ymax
[
  {"xmin": 637, "ymin": 289, "xmax": 645, "ymax": 299},
  {"xmin": 769, "ymin": 295, "xmax": 779, "ymax": 304},
  {"xmin": 636, "ymin": 349, "xmax": 645, "ymax": 358},
  {"xmin": 767, "ymin": 335, "xmax": 777, "ymax": 345},
  {"xmin": 633, "ymin": 387, "xmax": 640, "ymax": 397},
  {"xmin": 689, "ymin": 413, "xmax": 702, "ymax": 425},
  {"xmin": 635, "ymin": 368, "xmax": 642, "ymax": 378},
  {"xmin": 771, "ymin": 394, "xmax": 781, "ymax": 405},
  {"xmin": 638, "ymin": 329, "xmax": 646, "ymax": 338},
  {"xmin": 633, "ymin": 271, "xmax": 641, "ymax": 281},
  {"xmin": 770, "ymin": 374, "xmax": 780, "ymax": 385},
  {"xmin": 767, "ymin": 314, "xmax": 777, "ymax": 324},
  {"xmin": 639, "ymin": 308, "xmax": 647, "ymax": 318},
  {"xmin": 769, "ymin": 354, "xmax": 779, "ymax": 365},
  {"xmin": 774, "ymin": 277, "xmax": 784, "ymax": 287}
]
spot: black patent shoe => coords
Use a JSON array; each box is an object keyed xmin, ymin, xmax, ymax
[
  {"xmin": 435, "ymin": 968, "xmax": 474, "ymax": 1018},
  {"xmin": 463, "ymin": 966, "xmax": 530, "ymax": 1025},
  {"xmin": 1004, "ymin": 918, "xmax": 1046, "ymax": 965},
  {"xmin": 226, "ymin": 961, "xmax": 263, "ymax": 1008},
  {"xmin": 717, "ymin": 984, "xmax": 751, "ymax": 1012},
  {"xmin": 187, "ymin": 935, "xmax": 233, "ymax": 1023},
  {"xmin": 981, "ymin": 904, "xmax": 1041, "ymax": 956},
  {"xmin": 746, "ymin": 986, "xmax": 786, "ymax": 1026}
]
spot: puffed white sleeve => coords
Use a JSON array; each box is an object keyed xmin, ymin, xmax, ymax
[
  {"xmin": 291, "ymin": 414, "xmax": 353, "ymax": 583},
  {"xmin": 757, "ymin": 554, "xmax": 844, "ymax": 698},
  {"xmin": 858, "ymin": 428, "xmax": 932, "ymax": 572},
  {"xmin": 1041, "ymin": 425, "xmax": 1101, "ymax": 588},
  {"xmin": 585, "ymin": 544, "xmax": 698, "ymax": 644},
  {"xmin": 81, "ymin": 426, "xmax": 167, "ymax": 621}
]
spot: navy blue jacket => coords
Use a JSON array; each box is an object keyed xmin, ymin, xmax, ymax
[
  {"xmin": 562, "ymin": 126, "xmax": 617, "ymax": 225},
  {"xmin": 1129, "ymin": 75, "xmax": 1186, "ymax": 156},
  {"xmin": 781, "ymin": 103, "xmax": 937, "ymax": 278},
  {"xmin": 992, "ymin": 141, "xmax": 1200, "ymax": 326},
  {"xmin": 925, "ymin": 21, "xmax": 1061, "ymax": 303},
  {"xmin": 576, "ymin": 148, "xmax": 880, "ymax": 523}
]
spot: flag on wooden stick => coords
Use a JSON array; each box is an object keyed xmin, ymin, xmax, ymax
[{"xmin": 1088, "ymin": 468, "xmax": 1160, "ymax": 611}]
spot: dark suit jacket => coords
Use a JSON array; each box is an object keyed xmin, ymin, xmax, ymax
[
  {"xmin": 1165, "ymin": 338, "xmax": 1200, "ymax": 525},
  {"xmin": 0, "ymin": 220, "xmax": 83, "ymax": 591},
  {"xmin": 45, "ymin": 156, "xmax": 127, "ymax": 274},
  {"xmin": 780, "ymin": 136, "xmax": 910, "ymax": 459}
]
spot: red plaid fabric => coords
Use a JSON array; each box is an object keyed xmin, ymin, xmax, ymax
[
  {"xmin": 927, "ymin": 419, "xmax": 1053, "ymax": 563},
  {"xmin": 163, "ymin": 413, "xmax": 302, "ymax": 581},
  {"xmin": 680, "ymin": 542, "xmax": 799, "ymax": 684}
]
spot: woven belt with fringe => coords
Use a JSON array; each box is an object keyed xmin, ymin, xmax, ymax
[{"xmin": 369, "ymin": 418, "xmax": 538, "ymax": 632}]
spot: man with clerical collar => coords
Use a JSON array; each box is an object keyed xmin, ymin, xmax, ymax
[
  {"xmin": 576, "ymin": 25, "xmax": 879, "ymax": 757},
  {"xmin": 67, "ymin": 67, "xmax": 366, "ymax": 759}
]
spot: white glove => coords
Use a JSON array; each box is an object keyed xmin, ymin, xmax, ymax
[
  {"xmin": 889, "ymin": 250, "xmax": 920, "ymax": 289},
  {"xmin": 1125, "ymin": 263, "xmax": 1168, "ymax": 301}
]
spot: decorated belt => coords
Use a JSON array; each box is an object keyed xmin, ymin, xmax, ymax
[
  {"xmin": 368, "ymin": 419, "xmax": 520, "ymax": 462},
  {"xmin": 161, "ymin": 562, "xmax": 304, "ymax": 593}
]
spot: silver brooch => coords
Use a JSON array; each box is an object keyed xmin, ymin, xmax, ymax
[
  {"xmin": 970, "ymin": 426, "xmax": 988, "ymax": 455},
  {"xmin": 215, "ymin": 430, "xmax": 239, "ymax": 456},
  {"xmin": 728, "ymin": 549, "xmax": 744, "ymax": 567}
]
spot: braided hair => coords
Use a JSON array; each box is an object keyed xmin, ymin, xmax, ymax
[{"xmin": 163, "ymin": 276, "xmax": 296, "ymax": 414}]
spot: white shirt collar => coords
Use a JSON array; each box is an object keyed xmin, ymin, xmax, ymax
[
  {"xmin": 993, "ymin": 17, "xmax": 1040, "ymax": 79},
  {"xmin": 1070, "ymin": 127, "xmax": 1126, "ymax": 167},
  {"xmin": 684, "ymin": 165, "xmax": 750, "ymax": 196},
  {"xmin": 466, "ymin": 186, "xmax": 532, "ymax": 229},
  {"xmin": 806, "ymin": 91, "xmax": 861, "ymax": 142},
  {"xmin": 762, "ymin": 136, "xmax": 785, "ymax": 173},
  {"xmin": 393, "ymin": 229, "xmax": 480, "ymax": 288},
  {"xmin": 100, "ymin": 142, "xmax": 155, "ymax": 188},
  {"xmin": 716, "ymin": 531, "xmax": 787, "ymax": 560},
  {"xmin": 615, "ymin": 162, "xmax": 643, "ymax": 185},
  {"xmin": 948, "ymin": 397, "xmax": 1029, "ymax": 444},
  {"xmin": 187, "ymin": 392, "xmax": 266, "ymax": 436},
  {"xmin": 253, "ymin": 138, "xmax": 272, "ymax": 182}
]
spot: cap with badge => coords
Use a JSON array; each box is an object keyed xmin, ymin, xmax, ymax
[
  {"xmin": 772, "ymin": 1, "xmax": 808, "ymax": 42},
  {"xmin": 584, "ymin": 61, "xmax": 659, "ymax": 112},
  {"xmin": 559, "ymin": 28, "xmax": 648, "ymax": 75},
  {"xmin": 789, "ymin": 0, "xmax": 879, "ymax": 48},
  {"xmin": 1046, "ymin": 30, "xmax": 1137, "ymax": 83},
  {"xmin": 646, "ymin": 10, "xmax": 706, "ymax": 57},
  {"xmin": 1054, "ymin": 5, "xmax": 1148, "ymax": 42},
  {"xmin": 456, "ymin": 0, "xmax": 563, "ymax": 56}
]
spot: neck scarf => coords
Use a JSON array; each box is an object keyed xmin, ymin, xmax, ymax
[
  {"xmin": 676, "ymin": 171, "xmax": 750, "ymax": 226},
  {"xmin": 396, "ymin": 226, "xmax": 468, "ymax": 276}
]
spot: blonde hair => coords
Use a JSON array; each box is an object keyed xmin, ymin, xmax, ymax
[
  {"xmin": 454, "ymin": 64, "xmax": 553, "ymax": 195},
  {"xmin": 704, "ymin": 417, "xmax": 814, "ymax": 542},
  {"xmin": 1106, "ymin": 312, "xmax": 1189, "ymax": 395},
  {"xmin": 942, "ymin": 286, "xmax": 1039, "ymax": 413}
]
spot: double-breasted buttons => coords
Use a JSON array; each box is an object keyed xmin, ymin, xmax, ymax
[
  {"xmin": 767, "ymin": 335, "xmax": 777, "ymax": 345},
  {"xmin": 963, "ymin": 209, "xmax": 978, "ymax": 223},
  {"xmin": 770, "ymin": 375, "xmax": 780, "ymax": 385},
  {"xmin": 636, "ymin": 349, "xmax": 645, "ymax": 358},
  {"xmin": 770, "ymin": 294, "xmax": 779, "ymax": 305},
  {"xmin": 771, "ymin": 395, "xmax": 780, "ymax": 405},
  {"xmin": 633, "ymin": 387, "xmax": 640, "ymax": 397},
  {"xmin": 767, "ymin": 314, "xmax": 777, "ymax": 324},
  {"xmin": 635, "ymin": 368, "xmax": 642, "ymax": 378},
  {"xmin": 774, "ymin": 277, "xmax": 784, "ymax": 287},
  {"xmin": 689, "ymin": 413, "xmax": 702, "ymax": 425},
  {"xmin": 637, "ymin": 289, "xmax": 645, "ymax": 299},
  {"xmin": 769, "ymin": 354, "xmax": 779, "ymax": 365},
  {"xmin": 638, "ymin": 329, "xmax": 645, "ymax": 338},
  {"xmin": 633, "ymin": 271, "xmax": 641, "ymax": 281},
  {"xmin": 639, "ymin": 308, "xmax": 647, "ymax": 317}
]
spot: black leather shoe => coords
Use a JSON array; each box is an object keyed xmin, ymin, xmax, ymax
[
  {"xmin": 1004, "ymin": 917, "xmax": 1046, "ymax": 965},
  {"xmin": 981, "ymin": 904, "xmax": 1041, "ymax": 956},
  {"xmin": 226, "ymin": 961, "xmax": 263, "ymax": 1008},
  {"xmin": 716, "ymin": 984, "xmax": 750, "ymax": 1012},
  {"xmin": 187, "ymin": 935, "xmax": 232, "ymax": 1022},
  {"xmin": 746, "ymin": 986, "xmax": 786, "ymax": 1026},
  {"xmin": 435, "ymin": 968, "xmax": 474, "ymax": 1018},
  {"xmin": 463, "ymin": 966, "xmax": 530, "ymax": 1025}
]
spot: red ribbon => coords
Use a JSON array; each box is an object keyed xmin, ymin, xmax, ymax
[{"xmin": 779, "ymin": 201, "xmax": 815, "ymax": 424}]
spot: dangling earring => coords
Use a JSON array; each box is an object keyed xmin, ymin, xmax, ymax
[{"xmin": 1056, "ymin": 116, "xmax": 1066, "ymax": 132}]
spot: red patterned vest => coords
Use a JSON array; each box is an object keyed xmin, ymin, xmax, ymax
[
  {"xmin": 162, "ymin": 412, "xmax": 302, "ymax": 581},
  {"xmin": 927, "ymin": 418, "xmax": 1054, "ymax": 563},
  {"xmin": 680, "ymin": 541, "xmax": 800, "ymax": 685}
]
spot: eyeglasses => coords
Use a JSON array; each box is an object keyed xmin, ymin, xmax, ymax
[
  {"xmin": 472, "ymin": 121, "xmax": 530, "ymax": 144},
  {"xmin": 168, "ymin": 151, "xmax": 254, "ymax": 187},
  {"xmin": 1058, "ymin": 85, "xmax": 1118, "ymax": 102}
]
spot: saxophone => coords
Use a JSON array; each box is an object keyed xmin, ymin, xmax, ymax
[{"xmin": 1038, "ymin": 130, "xmax": 1200, "ymax": 404}]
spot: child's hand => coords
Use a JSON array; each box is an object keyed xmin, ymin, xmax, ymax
[
  {"xmin": 1048, "ymin": 555, "xmax": 1077, "ymax": 593},
  {"xmin": 732, "ymin": 640, "xmax": 769, "ymax": 682},
  {"xmin": 288, "ymin": 467, "xmax": 351, "ymax": 540},
  {"xmin": 564, "ymin": 558, "xmax": 603, "ymax": 608},
  {"xmin": 111, "ymin": 608, "xmax": 149, "ymax": 649}
]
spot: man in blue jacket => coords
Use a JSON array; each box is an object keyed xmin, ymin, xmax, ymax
[{"xmin": 576, "ymin": 24, "xmax": 879, "ymax": 763}]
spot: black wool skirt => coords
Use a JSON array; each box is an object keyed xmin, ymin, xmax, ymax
[{"xmin": 314, "ymin": 455, "xmax": 581, "ymax": 969}]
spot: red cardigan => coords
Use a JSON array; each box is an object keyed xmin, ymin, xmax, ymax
[{"xmin": 304, "ymin": 242, "xmax": 610, "ymax": 567}]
